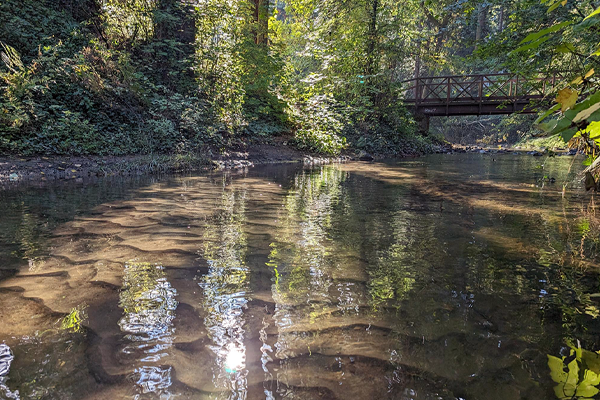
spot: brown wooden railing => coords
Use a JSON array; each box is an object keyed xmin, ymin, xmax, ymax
[{"xmin": 403, "ymin": 72, "xmax": 562, "ymax": 116}]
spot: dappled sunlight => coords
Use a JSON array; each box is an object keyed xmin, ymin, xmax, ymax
[
  {"xmin": 118, "ymin": 261, "xmax": 177, "ymax": 397},
  {"xmin": 199, "ymin": 188, "xmax": 250, "ymax": 398},
  {"xmin": 0, "ymin": 157, "xmax": 599, "ymax": 399}
]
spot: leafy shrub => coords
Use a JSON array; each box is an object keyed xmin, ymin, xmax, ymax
[
  {"xmin": 295, "ymin": 128, "xmax": 347, "ymax": 155},
  {"xmin": 30, "ymin": 112, "xmax": 98, "ymax": 155},
  {"xmin": 142, "ymin": 118, "xmax": 179, "ymax": 153},
  {"xmin": 292, "ymin": 95, "xmax": 347, "ymax": 155}
]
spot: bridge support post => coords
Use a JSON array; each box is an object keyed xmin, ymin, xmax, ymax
[{"xmin": 414, "ymin": 112, "xmax": 430, "ymax": 136}]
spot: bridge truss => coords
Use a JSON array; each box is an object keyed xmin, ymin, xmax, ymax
[{"xmin": 403, "ymin": 73, "xmax": 562, "ymax": 116}]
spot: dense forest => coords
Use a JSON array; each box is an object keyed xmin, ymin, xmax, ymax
[{"xmin": 0, "ymin": 0, "xmax": 598, "ymax": 163}]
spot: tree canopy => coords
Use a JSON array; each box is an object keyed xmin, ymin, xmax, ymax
[{"xmin": 0, "ymin": 0, "xmax": 598, "ymax": 161}]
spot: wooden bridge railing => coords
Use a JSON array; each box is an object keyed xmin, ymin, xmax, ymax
[{"xmin": 403, "ymin": 72, "xmax": 563, "ymax": 116}]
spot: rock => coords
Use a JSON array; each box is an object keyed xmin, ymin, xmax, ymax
[
  {"xmin": 331, "ymin": 358, "xmax": 343, "ymax": 372},
  {"xmin": 0, "ymin": 344, "xmax": 13, "ymax": 377},
  {"xmin": 358, "ymin": 151, "xmax": 374, "ymax": 161},
  {"xmin": 527, "ymin": 151, "xmax": 543, "ymax": 156}
]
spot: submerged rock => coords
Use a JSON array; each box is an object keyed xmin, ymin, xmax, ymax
[{"xmin": 0, "ymin": 344, "xmax": 13, "ymax": 377}]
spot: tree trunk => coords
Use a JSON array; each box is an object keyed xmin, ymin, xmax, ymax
[
  {"xmin": 365, "ymin": 0, "xmax": 379, "ymax": 77},
  {"xmin": 475, "ymin": 5, "xmax": 488, "ymax": 50},
  {"xmin": 498, "ymin": 6, "xmax": 504, "ymax": 32},
  {"xmin": 253, "ymin": 0, "xmax": 269, "ymax": 45}
]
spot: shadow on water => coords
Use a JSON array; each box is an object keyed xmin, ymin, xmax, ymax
[{"xmin": 0, "ymin": 154, "xmax": 599, "ymax": 399}]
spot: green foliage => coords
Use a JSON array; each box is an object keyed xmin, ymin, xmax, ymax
[
  {"xmin": 1, "ymin": 0, "xmax": 531, "ymax": 157},
  {"xmin": 0, "ymin": 0, "xmax": 291, "ymax": 156},
  {"xmin": 548, "ymin": 345, "xmax": 600, "ymax": 399},
  {"xmin": 517, "ymin": 134, "xmax": 567, "ymax": 150},
  {"xmin": 292, "ymin": 95, "xmax": 347, "ymax": 155},
  {"xmin": 271, "ymin": 0, "xmax": 430, "ymax": 155},
  {"xmin": 481, "ymin": 0, "xmax": 600, "ymax": 174},
  {"xmin": 60, "ymin": 304, "xmax": 88, "ymax": 333}
]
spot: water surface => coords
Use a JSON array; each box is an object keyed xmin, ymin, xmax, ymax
[{"xmin": 0, "ymin": 154, "xmax": 599, "ymax": 400}]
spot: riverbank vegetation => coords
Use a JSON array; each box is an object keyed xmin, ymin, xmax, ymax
[{"xmin": 0, "ymin": 0, "xmax": 598, "ymax": 161}]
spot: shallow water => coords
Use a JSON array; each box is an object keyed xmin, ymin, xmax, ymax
[{"xmin": 0, "ymin": 154, "xmax": 599, "ymax": 400}]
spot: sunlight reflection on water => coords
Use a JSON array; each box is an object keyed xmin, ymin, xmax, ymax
[{"xmin": 119, "ymin": 262, "xmax": 178, "ymax": 398}]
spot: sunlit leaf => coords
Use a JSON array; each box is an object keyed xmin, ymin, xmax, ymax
[
  {"xmin": 572, "ymin": 76, "xmax": 583, "ymax": 85},
  {"xmin": 549, "ymin": 355, "xmax": 568, "ymax": 383},
  {"xmin": 585, "ymin": 69, "xmax": 595, "ymax": 79},
  {"xmin": 566, "ymin": 359, "xmax": 580, "ymax": 390},
  {"xmin": 588, "ymin": 122, "xmax": 600, "ymax": 150},
  {"xmin": 577, "ymin": 383, "xmax": 599, "ymax": 398},
  {"xmin": 574, "ymin": 103, "xmax": 600, "ymax": 123},
  {"xmin": 584, "ymin": 6, "xmax": 600, "ymax": 21},
  {"xmin": 556, "ymin": 88, "xmax": 578, "ymax": 112},
  {"xmin": 519, "ymin": 21, "xmax": 573, "ymax": 44}
]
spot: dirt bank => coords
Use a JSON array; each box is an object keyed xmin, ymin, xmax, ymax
[{"xmin": 0, "ymin": 141, "xmax": 347, "ymax": 187}]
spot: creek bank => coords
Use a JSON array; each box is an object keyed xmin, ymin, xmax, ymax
[
  {"xmin": 0, "ymin": 143, "xmax": 355, "ymax": 186},
  {"xmin": 0, "ymin": 138, "xmax": 452, "ymax": 186},
  {"xmin": 448, "ymin": 145, "xmax": 581, "ymax": 156}
]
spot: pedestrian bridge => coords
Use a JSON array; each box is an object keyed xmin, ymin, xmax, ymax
[{"xmin": 403, "ymin": 72, "xmax": 561, "ymax": 116}]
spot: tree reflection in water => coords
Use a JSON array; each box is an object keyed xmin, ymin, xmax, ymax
[
  {"xmin": 270, "ymin": 167, "xmax": 346, "ymax": 303},
  {"xmin": 267, "ymin": 167, "xmax": 349, "ymax": 372},
  {"xmin": 200, "ymin": 188, "xmax": 249, "ymax": 399},
  {"xmin": 118, "ymin": 261, "xmax": 178, "ymax": 398}
]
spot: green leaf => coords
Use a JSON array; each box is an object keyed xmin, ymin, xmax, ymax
[
  {"xmin": 577, "ymin": 383, "xmax": 599, "ymax": 398},
  {"xmin": 588, "ymin": 109, "xmax": 600, "ymax": 123},
  {"xmin": 536, "ymin": 104, "xmax": 561, "ymax": 123},
  {"xmin": 566, "ymin": 359, "xmax": 580, "ymax": 391},
  {"xmin": 550, "ymin": 117, "xmax": 573, "ymax": 135},
  {"xmin": 582, "ymin": 349, "xmax": 600, "ymax": 374},
  {"xmin": 547, "ymin": 1, "xmax": 562, "ymax": 12},
  {"xmin": 512, "ymin": 36, "xmax": 551, "ymax": 54},
  {"xmin": 574, "ymin": 103, "xmax": 600, "ymax": 123},
  {"xmin": 556, "ymin": 42, "xmax": 576, "ymax": 53},
  {"xmin": 539, "ymin": 119, "xmax": 559, "ymax": 132},
  {"xmin": 584, "ymin": 6, "xmax": 600, "ymax": 21},
  {"xmin": 560, "ymin": 127, "xmax": 578, "ymax": 142},
  {"xmin": 519, "ymin": 21, "xmax": 573, "ymax": 44},
  {"xmin": 549, "ymin": 355, "xmax": 568, "ymax": 383},
  {"xmin": 588, "ymin": 122, "xmax": 600, "ymax": 144}
]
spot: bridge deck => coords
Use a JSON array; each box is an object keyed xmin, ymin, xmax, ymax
[{"xmin": 403, "ymin": 73, "xmax": 559, "ymax": 116}]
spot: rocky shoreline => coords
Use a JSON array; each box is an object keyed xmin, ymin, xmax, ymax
[
  {"xmin": 445, "ymin": 144, "xmax": 580, "ymax": 157},
  {"xmin": 0, "ymin": 142, "xmax": 581, "ymax": 187},
  {"xmin": 0, "ymin": 143, "xmax": 352, "ymax": 187}
]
